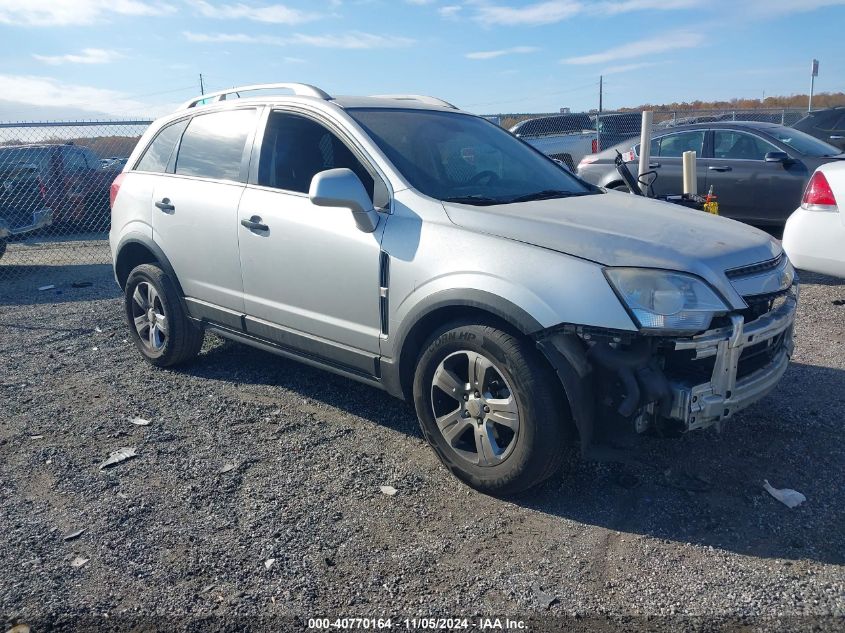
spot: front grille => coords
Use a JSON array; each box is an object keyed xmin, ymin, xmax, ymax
[
  {"xmin": 725, "ymin": 253, "xmax": 783, "ymax": 279},
  {"xmin": 663, "ymin": 330, "xmax": 787, "ymax": 385},
  {"xmin": 740, "ymin": 288, "xmax": 792, "ymax": 322},
  {"xmin": 708, "ymin": 288, "xmax": 792, "ymax": 331}
]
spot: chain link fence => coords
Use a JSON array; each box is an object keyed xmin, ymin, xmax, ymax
[
  {"xmin": 0, "ymin": 120, "xmax": 151, "ymax": 282},
  {"xmin": 0, "ymin": 109, "xmax": 811, "ymax": 283},
  {"xmin": 485, "ymin": 108, "xmax": 808, "ymax": 171}
]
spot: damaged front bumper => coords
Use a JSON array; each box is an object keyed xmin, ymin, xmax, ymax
[
  {"xmin": 538, "ymin": 284, "xmax": 798, "ymax": 445},
  {"xmin": 667, "ymin": 288, "xmax": 796, "ymax": 431}
]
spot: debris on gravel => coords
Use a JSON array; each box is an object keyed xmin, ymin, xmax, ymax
[
  {"xmin": 98, "ymin": 447, "xmax": 138, "ymax": 470},
  {"xmin": 1, "ymin": 265, "xmax": 844, "ymax": 630}
]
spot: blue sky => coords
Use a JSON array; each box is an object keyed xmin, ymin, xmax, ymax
[{"xmin": 0, "ymin": 0, "xmax": 843, "ymax": 120}]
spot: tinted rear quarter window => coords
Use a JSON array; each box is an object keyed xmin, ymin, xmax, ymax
[
  {"xmin": 175, "ymin": 109, "xmax": 256, "ymax": 181},
  {"xmin": 136, "ymin": 119, "xmax": 189, "ymax": 173}
]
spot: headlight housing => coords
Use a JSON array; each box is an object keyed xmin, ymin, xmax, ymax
[{"xmin": 605, "ymin": 268, "xmax": 728, "ymax": 334}]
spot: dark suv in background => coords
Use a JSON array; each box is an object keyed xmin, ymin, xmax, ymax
[
  {"xmin": 793, "ymin": 107, "xmax": 845, "ymax": 151},
  {"xmin": 0, "ymin": 143, "xmax": 113, "ymax": 240}
]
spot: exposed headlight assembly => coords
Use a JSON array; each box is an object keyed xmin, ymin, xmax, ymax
[{"xmin": 605, "ymin": 268, "xmax": 728, "ymax": 334}]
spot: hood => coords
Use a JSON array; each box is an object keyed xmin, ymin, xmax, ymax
[{"xmin": 443, "ymin": 191, "xmax": 781, "ymax": 303}]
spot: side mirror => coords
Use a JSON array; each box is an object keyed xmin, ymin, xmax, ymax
[
  {"xmin": 764, "ymin": 151, "xmax": 790, "ymax": 164},
  {"xmin": 309, "ymin": 168, "xmax": 379, "ymax": 233},
  {"xmin": 552, "ymin": 158, "xmax": 571, "ymax": 172}
]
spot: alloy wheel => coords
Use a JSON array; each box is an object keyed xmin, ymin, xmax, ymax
[
  {"xmin": 430, "ymin": 350, "xmax": 520, "ymax": 466},
  {"xmin": 130, "ymin": 281, "xmax": 168, "ymax": 352}
]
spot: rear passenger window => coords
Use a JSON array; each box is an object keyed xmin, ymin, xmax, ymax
[
  {"xmin": 136, "ymin": 119, "xmax": 189, "ymax": 173},
  {"xmin": 655, "ymin": 131, "xmax": 705, "ymax": 157},
  {"xmin": 175, "ymin": 109, "xmax": 256, "ymax": 181}
]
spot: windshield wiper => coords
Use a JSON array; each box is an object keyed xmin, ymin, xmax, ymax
[
  {"xmin": 504, "ymin": 189, "xmax": 592, "ymax": 203},
  {"xmin": 442, "ymin": 195, "xmax": 502, "ymax": 206}
]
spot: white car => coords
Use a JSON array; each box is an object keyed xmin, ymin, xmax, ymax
[{"xmin": 783, "ymin": 161, "xmax": 845, "ymax": 278}]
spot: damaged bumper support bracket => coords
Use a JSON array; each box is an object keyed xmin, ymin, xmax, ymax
[{"xmin": 669, "ymin": 291, "xmax": 796, "ymax": 431}]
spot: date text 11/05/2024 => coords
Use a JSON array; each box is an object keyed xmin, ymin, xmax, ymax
[{"xmin": 307, "ymin": 617, "xmax": 527, "ymax": 630}]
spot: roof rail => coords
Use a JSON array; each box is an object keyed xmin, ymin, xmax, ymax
[
  {"xmin": 370, "ymin": 94, "xmax": 457, "ymax": 109},
  {"xmin": 179, "ymin": 83, "xmax": 332, "ymax": 109}
]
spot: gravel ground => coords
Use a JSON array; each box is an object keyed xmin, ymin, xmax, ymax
[{"xmin": 1, "ymin": 252, "xmax": 844, "ymax": 632}]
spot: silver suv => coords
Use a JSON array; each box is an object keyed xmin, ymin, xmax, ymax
[{"xmin": 109, "ymin": 83, "xmax": 798, "ymax": 495}]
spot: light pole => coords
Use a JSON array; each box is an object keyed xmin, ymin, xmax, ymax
[{"xmin": 809, "ymin": 59, "xmax": 819, "ymax": 112}]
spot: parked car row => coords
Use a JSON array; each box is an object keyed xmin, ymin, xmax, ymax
[{"xmin": 576, "ymin": 121, "xmax": 845, "ymax": 225}]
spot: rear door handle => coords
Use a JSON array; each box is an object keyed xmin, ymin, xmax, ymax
[
  {"xmin": 241, "ymin": 216, "xmax": 269, "ymax": 232},
  {"xmin": 831, "ymin": 135, "xmax": 844, "ymax": 140},
  {"xmin": 154, "ymin": 198, "xmax": 175, "ymax": 212},
  {"xmin": 649, "ymin": 162, "xmax": 661, "ymax": 169},
  {"xmin": 708, "ymin": 165, "xmax": 732, "ymax": 172}
]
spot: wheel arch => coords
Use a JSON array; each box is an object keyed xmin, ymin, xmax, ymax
[
  {"xmin": 390, "ymin": 290, "xmax": 544, "ymax": 401},
  {"xmin": 115, "ymin": 235, "xmax": 186, "ymax": 301}
]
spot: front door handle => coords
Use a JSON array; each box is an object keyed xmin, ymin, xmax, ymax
[
  {"xmin": 241, "ymin": 216, "xmax": 269, "ymax": 231},
  {"xmin": 155, "ymin": 198, "xmax": 175, "ymax": 212},
  {"xmin": 831, "ymin": 135, "xmax": 844, "ymax": 140},
  {"xmin": 708, "ymin": 165, "xmax": 732, "ymax": 172},
  {"xmin": 649, "ymin": 162, "xmax": 661, "ymax": 168}
]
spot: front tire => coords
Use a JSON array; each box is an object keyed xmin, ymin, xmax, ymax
[
  {"xmin": 413, "ymin": 321, "xmax": 572, "ymax": 495},
  {"xmin": 124, "ymin": 263, "xmax": 204, "ymax": 367}
]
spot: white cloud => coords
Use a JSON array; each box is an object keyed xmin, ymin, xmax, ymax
[
  {"xmin": 184, "ymin": 31, "xmax": 415, "ymax": 49},
  {"xmin": 291, "ymin": 32, "xmax": 415, "ymax": 48},
  {"xmin": 469, "ymin": 0, "xmax": 701, "ymax": 26},
  {"xmin": 600, "ymin": 61, "xmax": 663, "ymax": 75},
  {"xmin": 593, "ymin": 0, "xmax": 701, "ymax": 14},
  {"xmin": 466, "ymin": 46, "xmax": 539, "ymax": 60},
  {"xmin": 743, "ymin": 0, "xmax": 845, "ymax": 14},
  {"xmin": 187, "ymin": 0, "xmax": 323, "ymax": 24},
  {"xmin": 0, "ymin": 74, "xmax": 162, "ymax": 116},
  {"xmin": 438, "ymin": 5, "xmax": 462, "ymax": 18},
  {"xmin": 0, "ymin": 0, "xmax": 175, "ymax": 26},
  {"xmin": 473, "ymin": 0, "xmax": 581, "ymax": 26},
  {"xmin": 33, "ymin": 48, "xmax": 123, "ymax": 65},
  {"xmin": 563, "ymin": 31, "xmax": 704, "ymax": 65}
]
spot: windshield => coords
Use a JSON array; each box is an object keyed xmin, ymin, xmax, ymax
[
  {"xmin": 0, "ymin": 147, "xmax": 49, "ymax": 170},
  {"xmin": 348, "ymin": 108, "xmax": 596, "ymax": 205},
  {"xmin": 767, "ymin": 126, "xmax": 841, "ymax": 157}
]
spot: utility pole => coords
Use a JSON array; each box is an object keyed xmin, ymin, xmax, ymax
[
  {"xmin": 199, "ymin": 73, "xmax": 205, "ymax": 96},
  {"xmin": 598, "ymin": 75, "xmax": 603, "ymax": 113},
  {"xmin": 809, "ymin": 59, "xmax": 818, "ymax": 112},
  {"xmin": 595, "ymin": 75, "xmax": 603, "ymax": 153}
]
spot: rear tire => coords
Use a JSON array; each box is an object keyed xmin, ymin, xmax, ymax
[
  {"xmin": 412, "ymin": 320, "xmax": 573, "ymax": 496},
  {"xmin": 124, "ymin": 263, "xmax": 204, "ymax": 367}
]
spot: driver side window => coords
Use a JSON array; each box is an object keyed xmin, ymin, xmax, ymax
[
  {"xmin": 258, "ymin": 112, "xmax": 385, "ymax": 205},
  {"xmin": 713, "ymin": 131, "xmax": 778, "ymax": 161}
]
